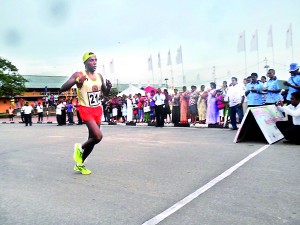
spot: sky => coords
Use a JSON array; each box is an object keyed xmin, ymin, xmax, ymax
[{"xmin": 1, "ymin": 0, "xmax": 299, "ymax": 88}]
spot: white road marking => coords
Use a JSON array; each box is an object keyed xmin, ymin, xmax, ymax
[{"xmin": 142, "ymin": 144, "xmax": 270, "ymax": 225}]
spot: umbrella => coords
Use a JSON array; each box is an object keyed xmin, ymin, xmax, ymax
[{"xmin": 144, "ymin": 86, "xmax": 157, "ymax": 93}]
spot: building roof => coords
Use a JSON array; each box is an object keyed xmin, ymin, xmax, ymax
[
  {"xmin": 22, "ymin": 75, "xmax": 69, "ymax": 89},
  {"xmin": 21, "ymin": 75, "xmax": 160, "ymax": 91}
]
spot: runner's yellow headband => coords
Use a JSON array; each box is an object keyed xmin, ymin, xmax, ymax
[{"xmin": 83, "ymin": 52, "xmax": 95, "ymax": 63}]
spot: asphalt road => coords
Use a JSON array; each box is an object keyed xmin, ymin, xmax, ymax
[{"xmin": 0, "ymin": 124, "xmax": 299, "ymax": 225}]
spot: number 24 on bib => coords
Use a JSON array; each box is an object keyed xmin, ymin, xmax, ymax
[{"xmin": 88, "ymin": 91, "xmax": 101, "ymax": 106}]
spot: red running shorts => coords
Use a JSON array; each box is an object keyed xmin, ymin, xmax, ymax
[{"xmin": 78, "ymin": 106, "xmax": 102, "ymax": 123}]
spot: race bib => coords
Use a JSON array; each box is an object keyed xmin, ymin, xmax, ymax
[{"xmin": 87, "ymin": 91, "xmax": 101, "ymax": 106}]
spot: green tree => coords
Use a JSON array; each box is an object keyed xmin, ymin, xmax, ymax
[{"xmin": 0, "ymin": 57, "xmax": 27, "ymax": 97}]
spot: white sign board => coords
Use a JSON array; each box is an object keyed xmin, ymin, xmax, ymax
[{"xmin": 234, "ymin": 105, "xmax": 287, "ymax": 144}]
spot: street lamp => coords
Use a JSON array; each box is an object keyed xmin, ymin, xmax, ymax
[{"xmin": 165, "ymin": 78, "xmax": 169, "ymax": 89}]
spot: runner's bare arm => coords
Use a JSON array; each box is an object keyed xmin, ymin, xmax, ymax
[
  {"xmin": 60, "ymin": 72, "xmax": 84, "ymax": 93},
  {"xmin": 99, "ymin": 73, "xmax": 112, "ymax": 96}
]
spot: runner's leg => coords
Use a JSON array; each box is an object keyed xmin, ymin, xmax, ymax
[{"xmin": 82, "ymin": 120, "xmax": 102, "ymax": 162}]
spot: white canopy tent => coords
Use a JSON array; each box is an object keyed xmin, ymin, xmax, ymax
[{"xmin": 117, "ymin": 84, "xmax": 145, "ymax": 96}]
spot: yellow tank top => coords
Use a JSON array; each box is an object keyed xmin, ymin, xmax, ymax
[{"xmin": 77, "ymin": 71, "xmax": 103, "ymax": 107}]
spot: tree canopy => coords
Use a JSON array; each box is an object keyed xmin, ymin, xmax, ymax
[{"xmin": 0, "ymin": 57, "xmax": 27, "ymax": 97}]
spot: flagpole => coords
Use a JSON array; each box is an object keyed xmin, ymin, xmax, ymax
[
  {"xmin": 182, "ymin": 63, "xmax": 185, "ymax": 86},
  {"xmin": 181, "ymin": 46, "xmax": 185, "ymax": 86},
  {"xmin": 170, "ymin": 65, "xmax": 174, "ymax": 90},
  {"xmin": 244, "ymin": 31, "xmax": 247, "ymax": 76},
  {"xmin": 256, "ymin": 30, "xmax": 259, "ymax": 73},
  {"xmin": 272, "ymin": 46, "xmax": 275, "ymax": 68},
  {"xmin": 160, "ymin": 68, "xmax": 162, "ymax": 87},
  {"xmin": 152, "ymin": 70, "xmax": 154, "ymax": 87},
  {"xmin": 291, "ymin": 24, "xmax": 294, "ymax": 61}
]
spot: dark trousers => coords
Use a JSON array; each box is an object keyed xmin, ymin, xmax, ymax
[
  {"xmin": 24, "ymin": 114, "xmax": 32, "ymax": 126},
  {"xmin": 56, "ymin": 114, "xmax": 62, "ymax": 125},
  {"xmin": 77, "ymin": 111, "xmax": 83, "ymax": 124},
  {"xmin": 61, "ymin": 110, "xmax": 66, "ymax": 125},
  {"xmin": 276, "ymin": 121, "xmax": 300, "ymax": 144},
  {"xmin": 21, "ymin": 112, "xmax": 24, "ymax": 122},
  {"xmin": 155, "ymin": 105, "xmax": 164, "ymax": 127},
  {"xmin": 38, "ymin": 112, "xmax": 43, "ymax": 122},
  {"xmin": 172, "ymin": 106, "xmax": 180, "ymax": 124},
  {"xmin": 68, "ymin": 112, "xmax": 74, "ymax": 124},
  {"xmin": 229, "ymin": 104, "xmax": 244, "ymax": 129}
]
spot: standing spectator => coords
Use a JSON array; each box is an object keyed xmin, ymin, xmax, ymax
[
  {"xmin": 137, "ymin": 93, "xmax": 144, "ymax": 122},
  {"xmin": 66, "ymin": 100, "xmax": 74, "ymax": 124},
  {"xmin": 163, "ymin": 89, "xmax": 172, "ymax": 123},
  {"xmin": 245, "ymin": 73, "xmax": 264, "ymax": 107},
  {"xmin": 117, "ymin": 96, "xmax": 123, "ymax": 122},
  {"xmin": 23, "ymin": 101, "xmax": 33, "ymax": 126},
  {"xmin": 149, "ymin": 90, "xmax": 156, "ymax": 123},
  {"xmin": 74, "ymin": 98, "xmax": 83, "ymax": 125},
  {"xmin": 20, "ymin": 105, "xmax": 25, "ymax": 123},
  {"xmin": 264, "ymin": 69, "xmax": 281, "ymax": 105},
  {"xmin": 260, "ymin": 76, "xmax": 267, "ymax": 87},
  {"xmin": 197, "ymin": 85, "xmax": 207, "ymax": 124},
  {"xmin": 61, "ymin": 99, "xmax": 67, "ymax": 125},
  {"xmin": 126, "ymin": 94, "xmax": 133, "ymax": 123},
  {"xmin": 216, "ymin": 90, "xmax": 225, "ymax": 125},
  {"xmin": 121, "ymin": 95, "xmax": 128, "ymax": 123},
  {"xmin": 110, "ymin": 95, "xmax": 118, "ymax": 123},
  {"xmin": 143, "ymin": 93, "xmax": 151, "ymax": 123},
  {"xmin": 206, "ymin": 82, "xmax": 218, "ymax": 125},
  {"xmin": 102, "ymin": 96, "xmax": 110, "ymax": 123},
  {"xmin": 221, "ymin": 81, "xmax": 229, "ymax": 123},
  {"xmin": 153, "ymin": 88, "xmax": 166, "ymax": 127},
  {"xmin": 188, "ymin": 85, "xmax": 199, "ymax": 125},
  {"xmin": 283, "ymin": 63, "xmax": 300, "ymax": 105},
  {"xmin": 37, "ymin": 102, "xmax": 43, "ymax": 123},
  {"xmin": 225, "ymin": 77, "xmax": 245, "ymax": 130},
  {"xmin": 260, "ymin": 75, "xmax": 267, "ymax": 104},
  {"xmin": 56, "ymin": 101, "xmax": 64, "ymax": 126},
  {"xmin": 49, "ymin": 94, "xmax": 54, "ymax": 106},
  {"xmin": 180, "ymin": 86, "xmax": 189, "ymax": 124},
  {"xmin": 8, "ymin": 106, "xmax": 14, "ymax": 121},
  {"xmin": 242, "ymin": 78, "xmax": 249, "ymax": 114},
  {"xmin": 132, "ymin": 94, "xmax": 139, "ymax": 123},
  {"xmin": 172, "ymin": 88, "xmax": 181, "ymax": 125}
]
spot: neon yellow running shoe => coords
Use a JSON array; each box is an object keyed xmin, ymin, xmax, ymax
[
  {"xmin": 74, "ymin": 164, "xmax": 92, "ymax": 175},
  {"xmin": 73, "ymin": 143, "xmax": 83, "ymax": 165}
]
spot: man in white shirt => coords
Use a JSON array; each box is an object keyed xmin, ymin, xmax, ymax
[
  {"xmin": 56, "ymin": 101, "xmax": 64, "ymax": 126},
  {"xmin": 276, "ymin": 91, "xmax": 300, "ymax": 144},
  {"xmin": 153, "ymin": 88, "xmax": 166, "ymax": 127},
  {"xmin": 37, "ymin": 102, "xmax": 43, "ymax": 123},
  {"xmin": 23, "ymin": 101, "xmax": 33, "ymax": 126},
  {"xmin": 225, "ymin": 77, "xmax": 245, "ymax": 130}
]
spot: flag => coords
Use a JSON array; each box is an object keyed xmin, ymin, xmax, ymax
[
  {"xmin": 286, "ymin": 23, "xmax": 293, "ymax": 48},
  {"xmin": 158, "ymin": 52, "xmax": 161, "ymax": 68},
  {"xmin": 148, "ymin": 55, "xmax": 153, "ymax": 71},
  {"xmin": 109, "ymin": 59, "xmax": 114, "ymax": 73},
  {"xmin": 250, "ymin": 30, "xmax": 258, "ymax": 51},
  {"xmin": 267, "ymin": 25, "xmax": 273, "ymax": 47},
  {"xmin": 176, "ymin": 46, "xmax": 183, "ymax": 64},
  {"xmin": 237, "ymin": 31, "xmax": 245, "ymax": 52},
  {"xmin": 167, "ymin": 49, "xmax": 172, "ymax": 66}
]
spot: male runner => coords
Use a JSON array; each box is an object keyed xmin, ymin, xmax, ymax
[{"xmin": 60, "ymin": 52, "xmax": 111, "ymax": 175}]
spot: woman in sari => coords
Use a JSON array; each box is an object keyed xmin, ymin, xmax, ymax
[
  {"xmin": 197, "ymin": 85, "xmax": 208, "ymax": 124},
  {"xmin": 180, "ymin": 86, "xmax": 189, "ymax": 124},
  {"xmin": 206, "ymin": 82, "xmax": 218, "ymax": 125}
]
